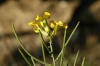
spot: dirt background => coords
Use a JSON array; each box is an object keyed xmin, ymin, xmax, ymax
[{"xmin": 0, "ymin": 0, "xmax": 100, "ymax": 66}]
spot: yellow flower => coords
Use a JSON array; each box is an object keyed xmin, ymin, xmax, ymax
[
  {"xmin": 28, "ymin": 22, "xmax": 40, "ymax": 33},
  {"xmin": 43, "ymin": 12, "xmax": 50, "ymax": 19},
  {"xmin": 50, "ymin": 20, "xmax": 68, "ymax": 35},
  {"xmin": 28, "ymin": 12, "xmax": 68, "ymax": 37},
  {"xmin": 34, "ymin": 12, "xmax": 51, "ymax": 36},
  {"xmin": 28, "ymin": 21, "xmax": 49, "ymax": 36},
  {"xmin": 50, "ymin": 20, "xmax": 68, "ymax": 29},
  {"xmin": 28, "ymin": 19, "xmax": 50, "ymax": 36},
  {"xmin": 35, "ymin": 16, "xmax": 41, "ymax": 20},
  {"xmin": 35, "ymin": 12, "xmax": 50, "ymax": 21},
  {"xmin": 57, "ymin": 21, "xmax": 68, "ymax": 29}
]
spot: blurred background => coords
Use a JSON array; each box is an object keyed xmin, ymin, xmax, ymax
[{"xmin": 0, "ymin": 0, "xmax": 100, "ymax": 66}]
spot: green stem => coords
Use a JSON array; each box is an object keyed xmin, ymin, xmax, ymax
[
  {"xmin": 49, "ymin": 36, "xmax": 55, "ymax": 66},
  {"xmin": 60, "ymin": 28, "xmax": 67, "ymax": 66},
  {"xmin": 55, "ymin": 22, "xmax": 80, "ymax": 62},
  {"xmin": 81, "ymin": 57, "xmax": 85, "ymax": 66},
  {"xmin": 39, "ymin": 31, "xmax": 50, "ymax": 53},
  {"xmin": 41, "ymin": 41, "xmax": 46, "ymax": 65},
  {"xmin": 18, "ymin": 49, "xmax": 32, "ymax": 66},
  {"xmin": 12, "ymin": 24, "xmax": 50, "ymax": 66},
  {"xmin": 73, "ymin": 51, "xmax": 79, "ymax": 66},
  {"xmin": 39, "ymin": 31, "xmax": 46, "ymax": 65},
  {"xmin": 31, "ymin": 57, "xmax": 36, "ymax": 66},
  {"xmin": 65, "ymin": 22, "xmax": 80, "ymax": 48}
]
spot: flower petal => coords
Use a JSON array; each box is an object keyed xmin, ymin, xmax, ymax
[
  {"xmin": 43, "ymin": 12, "xmax": 50, "ymax": 19},
  {"xmin": 28, "ymin": 22, "xmax": 34, "ymax": 26},
  {"xmin": 57, "ymin": 21, "xmax": 63, "ymax": 26},
  {"xmin": 35, "ymin": 15, "xmax": 43, "ymax": 20},
  {"xmin": 33, "ymin": 28, "xmax": 39, "ymax": 33},
  {"xmin": 57, "ymin": 21, "xmax": 68, "ymax": 29},
  {"xmin": 50, "ymin": 20, "xmax": 56, "ymax": 28}
]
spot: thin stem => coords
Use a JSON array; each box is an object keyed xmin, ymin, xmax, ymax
[
  {"xmin": 60, "ymin": 28, "xmax": 67, "ymax": 66},
  {"xmin": 18, "ymin": 49, "xmax": 32, "ymax": 66},
  {"xmin": 81, "ymin": 57, "xmax": 85, "ymax": 66},
  {"xmin": 39, "ymin": 31, "xmax": 46, "ymax": 65},
  {"xmin": 39, "ymin": 31, "xmax": 50, "ymax": 53},
  {"xmin": 31, "ymin": 57, "xmax": 36, "ymax": 66},
  {"xmin": 55, "ymin": 22, "xmax": 80, "ymax": 62},
  {"xmin": 41, "ymin": 41, "xmax": 46, "ymax": 65},
  {"xmin": 73, "ymin": 51, "xmax": 79, "ymax": 66},
  {"xmin": 65, "ymin": 22, "xmax": 80, "ymax": 48},
  {"xmin": 12, "ymin": 24, "xmax": 50, "ymax": 66},
  {"xmin": 49, "ymin": 36, "xmax": 55, "ymax": 66}
]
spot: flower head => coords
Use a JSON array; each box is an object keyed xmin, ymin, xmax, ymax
[
  {"xmin": 35, "ymin": 12, "xmax": 50, "ymax": 21},
  {"xmin": 50, "ymin": 20, "xmax": 68, "ymax": 35},
  {"xmin": 28, "ymin": 12, "xmax": 68, "ymax": 37},
  {"xmin": 50, "ymin": 20, "xmax": 68, "ymax": 29}
]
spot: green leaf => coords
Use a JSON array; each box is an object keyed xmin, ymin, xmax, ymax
[
  {"xmin": 12, "ymin": 24, "xmax": 50, "ymax": 66},
  {"xmin": 81, "ymin": 57, "xmax": 85, "ymax": 66},
  {"xmin": 18, "ymin": 49, "xmax": 32, "ymax": 66},
  {"xmin": 73, "ymin": 51, "xmax": 79, "ymax": 66}
]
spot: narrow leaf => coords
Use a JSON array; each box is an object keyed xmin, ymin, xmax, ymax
[
  {"xmin": 73, "ymin": 51, "xmax": 79, "ymax": 66},
  {"xmin": 81, "ymin": 57, "xmax": 85, "ymax": 66},
  {"xmin": 18, "ymin": 49, "xmax": 32, "ymax": 66}
]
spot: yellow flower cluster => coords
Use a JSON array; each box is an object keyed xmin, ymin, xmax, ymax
[{"xmin": 28, "ymin": 12, "xmax": 68, "ymax": 37}]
